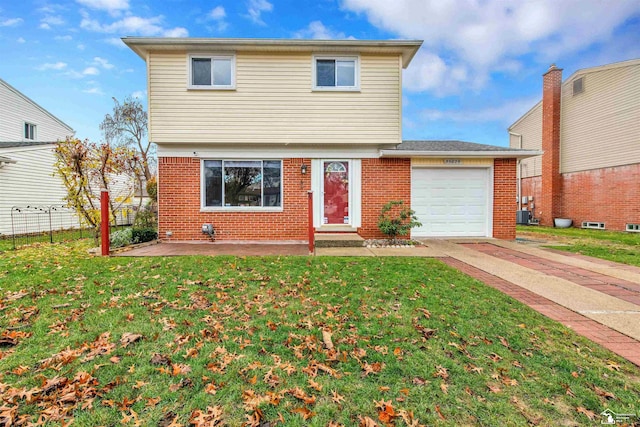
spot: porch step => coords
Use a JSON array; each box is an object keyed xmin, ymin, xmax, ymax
[{"xmin": 314, "ymin": 233, "xmax": 364, "ymax": 248}]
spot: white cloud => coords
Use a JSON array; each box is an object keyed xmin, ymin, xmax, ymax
[
  {"xmin": 55, "ymin": 35, "xmax": 73, "ymax": 41},
  {"xmin": 77, "ymin": 43, "xmax": 86, "ymax": 50},
  {"xmin": 38, "ymin": 62, "xmax": 68, "ymax": 71},
  {"xmin": 105, "ymin": 38, "xmax": 125, "ymax": 48},
  {"xmin": 246, "ymin": 0, "xmax": 273, "ymax": 25},
  {"xmin": 83, "ymin": 86, "xmax": 104, "ymax": 95},
  {"xmin": 163, "ymin": 27, "xmax": 188, "ymax": 37},
  {"xmin": 40, "ymin": 15, "xmax": 64, "ymax": 29},
  {"xmin": 294, "ymin": 21, "xmax": 353, "ymax": 40},
  {"xmin": 83, "ymin": 66, "xmax": 100, "ymax": 76},
  {"xmin": 131, "ymin": 90, "xmax": 146, "ymax": 99},
  {"xmin": 81, "ymin": 13, "xmax": 188, "ymax": 37},
  {"xmin": 209, "ymin": 6, "xmax": 226, "ymax": 20},
  {"xmin": 93, "ymin": 56, "xmax": 114, "ymax": 69},
  {"xmin": 17, "ymin": 37, "xmax": 26, "ymax": 43},
  {"xmin": 340, "ymin": 0, "xmax": 640, "ymax": 94},
  {"xmin": 207, "ymin": 5, "xmax": 228, "ymax": 32},
  {"xmin": 419, "ymin": 95, "xmax": 540, "ymax": 125},
  {"xmin": 0, "ymin": 17, "xmax": 23, "ymax": 27},
  {"xmin": 76, "ymin": 0, "xmax": 129, "ymax": 15}
]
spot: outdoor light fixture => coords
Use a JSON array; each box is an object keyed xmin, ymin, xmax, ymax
[{"xmin": 300, "ymin": 164, "xmax": 308, "ymax": 175}]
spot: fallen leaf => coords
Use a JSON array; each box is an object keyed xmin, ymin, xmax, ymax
[
  {"xmin": 322, "ymin": 329, "xmax": 334, "ymax": 350},
  {"xmin": 291, "ymin": 407, "xmax": 315, "ymax": 420},
  {"xmin": 435, "ymin": 405, "xmax": 446, "ymax": 420},
  {"xmin": 593, "ymin": 385, "xmax": 616, "ymax": 400},
  {"xmin": 439, "ymin": 382, "xmax": 449, "ymax": 394},
  {"xmin": 332, "ymin": 390, "xmax": 345, "ymax": 404},
  {"xmin": 576, "ymin": 406, "xmax": 596, "ymax": 420},
  {"xmin": 605, "ymin": 361, "xmax": 620, "ymax": 371},
  {"xmin": 358, "ymin": 415, "xmax": 379, "ymax": 427},
  {"xmin": 120, "ymin": 332, "xmax": 143, "ymax": 348}
]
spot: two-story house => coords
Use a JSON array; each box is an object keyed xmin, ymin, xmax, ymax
[
  {"xmin": 0, "ymin": 78, "xmax": 75, "ymax": 236},
  {"xmin": 124, "ymin": 37, "xmax": 537, "ymax": 242},
  {"xmin": 509, "ymin": 59, "xmax": 640, "ymax": 232}
]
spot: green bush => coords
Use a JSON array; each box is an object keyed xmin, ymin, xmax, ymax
[
  {"xmin": 132, "ymin": 228, "xmax": 158, "ymax": 244},
  {"xmin": 110, "ymin": 228, "xmax": 133, "ymax": 248},
  {"xmin": 134, "ymin": 205, "xmax": 157, "ymax": 228},
  {"xmin": 377, "ymin": 200, "xmax": 421, "ymax": 241}
]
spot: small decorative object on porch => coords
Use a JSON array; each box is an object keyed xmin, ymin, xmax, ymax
[{"xmin": 377, "ymin": 200, "xmax": 422, "ymax": 244}]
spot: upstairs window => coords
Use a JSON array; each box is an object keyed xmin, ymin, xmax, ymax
[
  {"xmin": 313, "ymin": 56, "xmax": 359, "ymax": 90},
  {"xmin": 189, "ymin": 55, "xmax": 235, "ymax": 89},
  {"xmin": 24, "ymin": 123, "xmax": 36, "ymax": 140},
  {"xmin": 572, "ymin": 77, "xmax": 584, "ymax": 96}
]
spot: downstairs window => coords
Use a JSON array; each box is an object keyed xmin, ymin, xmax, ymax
[{"xmin": 203, "ymin": 160, "xmax": 282, "ymax": 208}]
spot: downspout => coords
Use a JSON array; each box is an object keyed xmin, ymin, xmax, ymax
[{"xmin": 509, "ymin": 132, "xmax": 523, "ymax": 211}]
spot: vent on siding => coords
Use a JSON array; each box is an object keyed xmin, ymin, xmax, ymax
[
  {"xmin": 626, "ymin": 224, "xmax": 640, "ymax": 233},
  {"xmin": 582, "ymin": 221, "xmax": 605, "ymax": 230},
  {"xmin": 573, "ymin": 77, "xmax": 584, "ymax": 96}
]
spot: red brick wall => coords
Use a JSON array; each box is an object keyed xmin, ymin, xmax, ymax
[
  {"xmin": 541, "ymin": 65, "xmax": 563, "ymax": 226},
  {"xmin": 359, "ymin": 158, "xmax": 411, "ymax": 239},
  {"xmin": 561, "ymin": 164, "xmax": 640, "ymax": 230},
  {"xmin": 521, "ymin": 163, "xmax": 640, "ymax": 231},
  {"xmin": 493, "ymin": 158, "xmax": 517, "ymax": 239},
  {"xmin": 158, "ymin": 157, "xmax": 310, "ymax": 241}
]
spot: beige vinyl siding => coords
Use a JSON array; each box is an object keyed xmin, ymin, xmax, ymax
[
  {"xmin": 148, "ymin": 52, "xmax": 401, "ymax": 145},
  {"xmin": 0, "ymin": 81, "xmax": 73, "ymax": 142},
  {"xmin": 509, "ymin": 103, "xmax": 542, "ymax": 178},
  {"xmin": 561, "ymin": 64, "xmax": 640, "ymax": 173}
]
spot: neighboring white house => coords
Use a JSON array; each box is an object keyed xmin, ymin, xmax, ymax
[{"xmin": 0, "ymin": 78, "xmax": 75, "ymax": 236}]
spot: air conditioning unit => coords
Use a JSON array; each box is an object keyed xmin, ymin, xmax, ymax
[{"xmin": 516, "ymin": 210, "xmax": 530, "ymax": 225}]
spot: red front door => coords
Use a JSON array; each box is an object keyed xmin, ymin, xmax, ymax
[{"xmin": 323, "ymin": 161, "xmax": 349, "ymax": 225}]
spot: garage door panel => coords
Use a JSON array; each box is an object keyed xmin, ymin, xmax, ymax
[{"xmin": 411, "ymin": 167, "xmax": 490, "ymax": 237}]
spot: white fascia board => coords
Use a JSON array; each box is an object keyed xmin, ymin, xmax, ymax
[
  {"xmin": 157, "ymin": 144, "xmax": 384, "ymax": 159},
  {"xmin": 380, "ymin": 149, "xmax": 542, "ymax": 159}
]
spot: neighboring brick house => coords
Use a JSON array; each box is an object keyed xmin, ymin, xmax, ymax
[
  {"xmin": 509, "ymin": 59, "xmax": 640, "ymax": 231},
  {"xmin": 124, "ymin": 37, "xmax": 537, "ymax": 242}
]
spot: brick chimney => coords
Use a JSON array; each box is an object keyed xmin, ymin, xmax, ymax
[{"xmin": 541, "ymin": 64, "xmax": 563, "ymax": 226}]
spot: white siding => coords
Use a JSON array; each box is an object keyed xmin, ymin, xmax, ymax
[
  {"xmin": 0, "ymin": 145, "xmax": 71, "ymax": 235},
  {"xmin": 0, "ymin": 80, "xmax": 74, "ymax": 142},
  {"xmin": 561, "ymin": 65, "xmax": 640, "ymax": 173},
  {"xmin": 509, "ymin": 103, "xmax": 542, "ymax": 178},
  {"xmin": 148, "ymin": 52, "xmax": 401, "ymax": 145}
]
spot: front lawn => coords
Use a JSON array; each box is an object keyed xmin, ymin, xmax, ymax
[
  {"xmin": 517, "ymin": 225, "xmax": 640, "ymax": 267},
  {"xmin": 1, "ymin": 242, "xmax": 638, "ymax": 426}
]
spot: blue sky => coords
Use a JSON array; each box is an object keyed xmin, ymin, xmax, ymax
[{"xmin": 1, "ymin": 0, "xmax": 639, "ymax": 146}]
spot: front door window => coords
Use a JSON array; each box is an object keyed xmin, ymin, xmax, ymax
[{"xmin": 323, "ymin": 161, "xmax": 349, "ymax": 224}]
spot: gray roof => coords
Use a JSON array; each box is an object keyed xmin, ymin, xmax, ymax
[
  {"xmin": 0, "ymin": 141, "xmax": 58, "ymax": 149},
  {"xmin": 398, "ymin": 140, "xmax": 526, "ymax": 152},
  {"xmin": 380, "ymin": 139, "xmax": 541, "ymax": 159}
]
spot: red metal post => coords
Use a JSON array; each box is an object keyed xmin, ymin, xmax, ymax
[
  {"xmin": 307, "ymin": 191, "xmax": 314, "ymax": 254},
  {"xmin": 101, "ymin": 190, "xmax": 110, "ymax": 256}
]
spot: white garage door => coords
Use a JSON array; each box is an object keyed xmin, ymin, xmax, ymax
[{"xmin": 411, "ymin": 168, "xmax": 490, "ymax": 237}]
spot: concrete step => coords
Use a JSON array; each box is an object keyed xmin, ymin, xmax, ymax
[{"xmin": 314, "ymin": 233, "xmax": 364, "ymax": 248}]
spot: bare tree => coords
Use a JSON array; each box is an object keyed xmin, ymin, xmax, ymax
[{"xmin": 100, "ymin": 96, "xmax": 153, "ymax": 182}]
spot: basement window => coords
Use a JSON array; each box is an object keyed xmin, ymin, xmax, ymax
[{"xmin": 572, "ymin": 77, "xmax": 584, "ymax": 96}]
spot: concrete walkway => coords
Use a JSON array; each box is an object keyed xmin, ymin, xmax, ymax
[{"xmin": 426, "ymin": 239, "xmax": 640, "ymax": 367}]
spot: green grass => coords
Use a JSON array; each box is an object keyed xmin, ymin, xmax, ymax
[
  {"xmin": 1, "ymin": 241, "xmax": 638, "ymax": 426},
  {"xmin": 517, "ymin": 225, "xmax": 640, "ymax": 266}
]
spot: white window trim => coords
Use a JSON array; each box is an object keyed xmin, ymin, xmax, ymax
[
  {"xmin": 312, "ymin": 55, "xmax": 360, "ymax": 92},
  {"xmin": 200, "ymin": 159, "xmax": 284, "ymax": 212},
  {"xmin": 188, "ymin": 54, "xmax": 236, "ymax": 90},
  {"xmin": 23, "ymin": 122, "xmax": 37, "ymax": 141}
]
